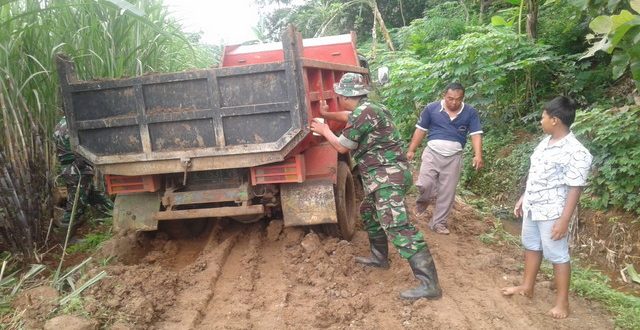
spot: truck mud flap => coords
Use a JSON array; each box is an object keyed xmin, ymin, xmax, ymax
[
  {"xmin": 113, "ymin": 192, "xmax": 162, "ymax": 232},
  {"xmin": 281, "ymin": 180, "xmax": 337, "ymax": 227}
]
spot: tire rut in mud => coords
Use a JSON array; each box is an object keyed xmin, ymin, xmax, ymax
[
  {"xmin": 80, "ymin": 201, "xmax": 617, "ymax": 330},
  {"xmin": 154, "ymin": 221, "xmax": 242, "ymax": 329},
  {"xmin": 196, "ymin": 222, "xmax": 288, "ymax": 329}
]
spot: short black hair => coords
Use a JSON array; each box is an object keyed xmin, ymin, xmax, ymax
[
  {"xmin": 444, "ymin": 82, "xmax": 465, "ymax": 95},
  {"xmin": 544, "ymin": 96, "xmax": 577, "ymax": 127}
]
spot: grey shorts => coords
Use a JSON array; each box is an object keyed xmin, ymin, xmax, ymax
[{"xmin": 521, "ymin": 214, "xmax": 570, "ymax": 264}]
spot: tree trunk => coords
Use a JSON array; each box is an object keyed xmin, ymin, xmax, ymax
[
  {"xmin": 398, "ymin": 0, "xmax": 406, "ymax": 26},
  {"xmin": 371, "ymin": 0, "xmax": 395, "ymax": 51},
  {"xmin": 459, "ymin": 0, "xmax": 469, "ymax": 24},
  {"xmin": 479, "ymin": 0, "xmax": 493, "ymax": 25},
  {"xmin": 526, "ymin": 0, "xmax": 538, "ymax": 40},
  {"xmin": 371, "ymin": 11, "xmax": 377, "ymax": 59}
]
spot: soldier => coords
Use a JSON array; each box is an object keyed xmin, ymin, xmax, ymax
[
  {"xmin": 310, "ymin": 73, "xmax": 442, "ymax": 300},
  {"xmin": 54, "ymin": 117, "xmax": 113, "ymax": 229}
]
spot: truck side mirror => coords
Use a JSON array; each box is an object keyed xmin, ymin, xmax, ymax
[{"xmin": 377, "ymin": 66, "xmax": 389, "ymax": 86}]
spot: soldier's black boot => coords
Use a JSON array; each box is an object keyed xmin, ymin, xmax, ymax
[
  {"xmin": 355, "ymin": 235, "xmax": 390, "ymax": 269},
  {"xmin": 400, "ymin": 249, "xmax": 442, "ymax": 300}
]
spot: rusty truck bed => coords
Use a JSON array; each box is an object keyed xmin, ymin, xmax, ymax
[{"xmin": 56, "ymin": 27, "xmax": 367, "ymax": 176}]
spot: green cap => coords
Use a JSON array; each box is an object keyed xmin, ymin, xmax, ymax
[{"xmin": 334, "ymin": 73, "xmax": 370, "ymax": 97}]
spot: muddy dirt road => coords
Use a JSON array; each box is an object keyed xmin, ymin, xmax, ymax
[{"xmin": 68, "ymin": 197, "xmax": 615, "ymax": 329}]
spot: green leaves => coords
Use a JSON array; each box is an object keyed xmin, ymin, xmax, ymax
[
  {"xmin": 376, "ymin": 25, "xmax": 560, "ymax": 141},
  {"xmin": 573, "ymin": 105, "xmax": 640, "ymax": 214},
  {"xmin": 632, "ymin": 0, "xmax": 640, "ymax": 13},
  {"xmin": 567, "ymin": 0, "xmax": 589, "ymax": 10},
  {"xmin": 611, "ymin": 50, "xmax": 630, "ymax": 79},
  {"xmin": 622, "ymin": 264, "xmax": 640, "ymax": 285},
  {"xmin": 584, "ymin": 7, "xmax": 640, "ymax": 87},
  {"xmin": 491, "ymin": 15, "xmax": 511, "ymax": 27},
  {"xmin": 590, "ymin": 16, "xmax": 612, "ymax": 34},
  {"xmin": 612, "ymin": 10, "xmax": 636, "ymax": 29}
]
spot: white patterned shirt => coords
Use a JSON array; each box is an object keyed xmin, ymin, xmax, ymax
[{"xmin": 523, "ymin": 132, "xmax": 593, "ymax": 221}]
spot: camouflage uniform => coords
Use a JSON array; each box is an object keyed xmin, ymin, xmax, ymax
[
  {"xmin": 54, "ymin": 117, "xmax": 112, "ymax": 226},
  {"xmin": 338, "ymin": 98, "xmax": 427, "ymax": 259},
  {"xmin": 332, "ymin": 72, "xmax": 441, "ymax": 300}
]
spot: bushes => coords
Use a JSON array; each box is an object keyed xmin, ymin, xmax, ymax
[
  {"xmin": 395, "ymin": 2, "xmax": 467, "ymax": 57},
  {"xmin": 377, "ymin": 26, "xmax": 561, "ymax": 140},
  {"xmin": 459, "ymin": 104, "xmax": 640, "ymax": 216},
  {"xmin": 460, "ymin": 131, "xmax": 538, "ymax": 203},
  {"xmin": 572, "ymin": 105, "xmax": 640, "ymax": 214}
]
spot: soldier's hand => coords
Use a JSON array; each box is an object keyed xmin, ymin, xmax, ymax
[
  {"xmin": 319, "ymin": 99, "xmax": 330, "ymax": 116},
  {"xmin": 310, "ymin": 119, "xmax": 328, "ymax": 136}
]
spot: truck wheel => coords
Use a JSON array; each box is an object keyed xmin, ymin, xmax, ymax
[
  {"xmin": 325, "ymin": 161, "xmax": 357, "ymax": 240},
  {"xmin": 230, "ymin": 214, "xmax": 263, "ymax": 224}
]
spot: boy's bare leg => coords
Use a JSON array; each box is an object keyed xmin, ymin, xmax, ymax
[
  {"xmin": 501, "ymin": 249, "xmax": 542, "ymax": 297},
  {"xmin": 549, "ymin": 262, "xmax": 570, "ymax": 319}
]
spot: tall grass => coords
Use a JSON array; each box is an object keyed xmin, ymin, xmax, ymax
[{"xmin": 0, "ymin": 0, "xmax": 219, "ymax": 261}]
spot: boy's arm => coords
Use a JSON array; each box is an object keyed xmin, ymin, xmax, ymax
[
  {"xmin": 514, "ymin": 194, "xmax": 524, "ymax": 218},
  {"xmin": 407, "ymin": 129, "xmax": 427, "ymax": 161},
  {"xmin": 550, "ymin": 186, "xmax": 583, "ymax": 240}
]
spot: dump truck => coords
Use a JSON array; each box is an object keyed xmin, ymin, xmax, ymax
[{"xmin": 55, "ymin": 26, "xmax": 369, "ymax": 240}]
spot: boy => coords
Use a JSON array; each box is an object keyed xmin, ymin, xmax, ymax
[{"xmin": 501, "ymin": 96, "xmax": 592, "ymax": 319}]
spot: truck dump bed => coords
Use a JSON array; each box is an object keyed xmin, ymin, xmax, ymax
[{"xmin": 56, "ymin": 27, "xmax": 367, "ymax": 176}]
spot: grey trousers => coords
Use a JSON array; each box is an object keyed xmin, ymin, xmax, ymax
[{"xmin": 415, "ymin": 147, "xmax": 463, "ymax": 229}]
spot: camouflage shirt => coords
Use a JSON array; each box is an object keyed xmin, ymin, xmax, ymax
[
  {"xmin": 338, "ymin": 98, "xmax": 412, "ymax": 194},
  {"xmin": 54, "ymin": 117, "xmax": 75, "ymax": 166},
  {"xmin": 54, "ymin": 117, "xmax": 94, "ymax": 174}
]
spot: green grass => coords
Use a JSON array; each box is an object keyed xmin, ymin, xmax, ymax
[
  {"xmin": 478, "ymin": 220, "xmax": 521, "ymax": 247},
  {"xmin": 462, "ymin": 194, "xmax": 522, "ymax": 247},
  {"xmin": 65, "ymin": 230, "xmax": 112, "ymax": 255},
  {"xmin": 571, "ymin": 266, "xmax": 640, "ymax": 329}
]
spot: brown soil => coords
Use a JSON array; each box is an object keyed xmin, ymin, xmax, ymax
[
  {"xmin": 22, "ymin": 194, "xmax": 617, "ymax": 329},
  {"xmin": 572, "ymin": 208, "xmax": 640, "ymax": 296}
]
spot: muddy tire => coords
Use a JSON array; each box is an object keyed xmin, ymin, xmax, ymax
[
  {"xmin": 230, "ymin": 214, "xmax": 264, "ymax": 224},
  {"xmin": 324, "ymin": 161, "xmax": 357, "ymax": 240}
]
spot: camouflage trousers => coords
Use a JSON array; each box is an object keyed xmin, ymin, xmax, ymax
[
  {"xmin": 60, "ymin": 163, "xmax": 112, "ymax": 224},
  {"xmin": 360, "ymin": 186, "xmax": 427, "ymax": 259}
]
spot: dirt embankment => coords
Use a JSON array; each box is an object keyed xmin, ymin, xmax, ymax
[{"xmin": 17, "ymin": 197, "xmax": 616, "ymax": 329}]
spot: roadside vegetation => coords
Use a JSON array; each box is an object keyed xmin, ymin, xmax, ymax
[
  {"xmin": 0, "ymin": 0, "xmax": 218, "ymax": 325},
  {"xmin": 1, "ymin": 0, "xmax": 639, "ymax": 328}
]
